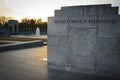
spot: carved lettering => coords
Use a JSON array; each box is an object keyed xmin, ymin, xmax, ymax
[{"xmin": 54, "ymin": 19, "xmax": 117, "ymax": 24}]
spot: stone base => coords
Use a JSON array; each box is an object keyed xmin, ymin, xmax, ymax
[{"xmin": 48, "ymin": 63, "xmax": 120, "ymax": 79}]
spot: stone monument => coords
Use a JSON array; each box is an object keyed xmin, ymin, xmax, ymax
[
  {"xmin": 8, "ymin": 20, "xmax": 19, "ymax": 34},
  {"xmin": 0, "ymin": 26, "xmax": 10, "ymax": 37},
  {"xmin": 48, "ymin": 4, "xmax": 120, "ymax": 78}
]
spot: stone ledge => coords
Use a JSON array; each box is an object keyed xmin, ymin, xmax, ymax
[{"xmin": 0, "ymin": 40, "xmax": 43, "ymax": 52}]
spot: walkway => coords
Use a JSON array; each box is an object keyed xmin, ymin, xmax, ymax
[{"xmin": 0, "ymin": 46, "xmax": 119, "ymax": 80}]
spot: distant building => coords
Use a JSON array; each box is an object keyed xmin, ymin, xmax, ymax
[
  {"xmin": 0, "ymin": 19, "xmax": 47, "ymax": 37},
  {"xmin": 8, "ymin": 20, "xmax": 19, "ymax": 34}
]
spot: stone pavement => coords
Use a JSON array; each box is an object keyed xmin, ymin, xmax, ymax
[
  {"xmin": 0, "ymin": 46, "xmax": 47, "ymax": 80},
  {"xmin": 0, "ymin": 45, "xmax": 119, "ymax": 80}
]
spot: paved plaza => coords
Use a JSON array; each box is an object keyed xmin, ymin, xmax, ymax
[{"xmin": 0, "ymin": 45, "xmax": 119, "ymax": 80}]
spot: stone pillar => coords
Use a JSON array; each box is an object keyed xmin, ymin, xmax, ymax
[{"xmin": 8, "ymin": 20, "xmax": 19, "ymax": 34}]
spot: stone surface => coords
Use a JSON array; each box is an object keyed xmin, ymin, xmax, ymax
[
  {"xmin": 48, "ymin": 4, "xmax": 120, "ymax": 79},
  {"xmin": 0, "ymin": 46, "xmax": 120, "ymax": 80},
  {"xmin": 0, "ymin": 26, "xmax": 10, "ymax": 37},
  {"xmin": 48, "ymin": 17, "xmax": 68, "ymax": 36},
  {"xmin": 8, "ymin": 20, "xmax": 19, "ymax": 34},
  {"xmin": 0, "ymin": 40, "xmax": 43, "ymax": 52}
]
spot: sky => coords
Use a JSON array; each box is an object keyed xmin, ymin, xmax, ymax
[{"xmin": 0, "ymin": 0, "xmax": 120, "ymax": 21}]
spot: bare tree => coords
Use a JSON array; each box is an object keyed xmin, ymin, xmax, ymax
[{"xmin": 0, "ymin": 16, "xmax": 12, "ymax": 25}]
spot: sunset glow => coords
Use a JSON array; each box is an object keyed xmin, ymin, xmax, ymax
[{"xmin": 0, "ymin": 0, "xmax": 119, "ymax": 21}]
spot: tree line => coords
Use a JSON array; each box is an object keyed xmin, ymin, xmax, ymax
[
  {"xmin": 0, "ymin": 16, "xmax": 12, "ymax": 27},
  {"xmin": 0, "ymin": 16, "xmax": 47, "ymax": 29},
  {"xmin": 19, "ymin": 18, "xmax": 47, "ymax": 29}
]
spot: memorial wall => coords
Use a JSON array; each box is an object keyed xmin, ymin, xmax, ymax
[{"xmin": 48, "ymin": 4, "xmax": 120, "ymax": 78}]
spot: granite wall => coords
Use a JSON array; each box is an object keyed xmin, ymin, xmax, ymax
[{"xmin": 48, "ymin": 4, "xmax": 120, "ymax": 78}]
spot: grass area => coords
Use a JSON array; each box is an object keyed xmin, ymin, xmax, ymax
[{"xmin": 0, "ymin": 37, "xmax": 47, "ymax": 42}]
